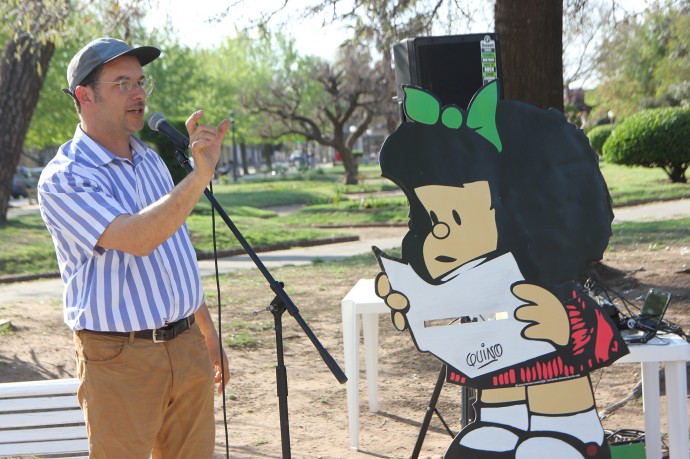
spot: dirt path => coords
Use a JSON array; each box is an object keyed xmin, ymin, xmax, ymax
[
  {"xmin": 1, "ymin": 199, "xmax": 689, "ymax": 458},
  {"xmin": 1, "ymin": 233, "xmax": 688, "ymax": 458}
]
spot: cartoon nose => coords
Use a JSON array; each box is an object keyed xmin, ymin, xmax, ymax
[{"xmin": 431, "ymin": 222, "xmax": 450, "ymax": 239}]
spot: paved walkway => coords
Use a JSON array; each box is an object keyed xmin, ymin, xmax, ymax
[
  {"xmin": 1, "ymin": 198, "xmax": 688, "ymax": 306},
  {"xmin": 0, "ymin": 228, "xmax": 407, "ymax": 306},
  {"xmin": 612, "ymin": 198, "xmax": 690, "ymax": 222}
]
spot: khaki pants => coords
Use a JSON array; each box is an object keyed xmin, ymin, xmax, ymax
[{"xmin": 74, "ymin": 322, "xmax": 215, "ymax": 459}]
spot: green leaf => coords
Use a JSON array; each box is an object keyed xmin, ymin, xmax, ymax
[
  {"xmin": 467, "ymin": 81, "xmax": 502, "ymax": 152},
  {"xmin": 403, "ymin": 87, "xmax": 440, "ymax": 125}
]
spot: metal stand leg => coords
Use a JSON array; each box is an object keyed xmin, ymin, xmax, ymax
[
  {"xmin": 411, "ymin": 365, "xmax": 456, "ymax": 459},
  {"xmin": 460, "ymin": 386, "xmax": 477, "ymax": 427}
]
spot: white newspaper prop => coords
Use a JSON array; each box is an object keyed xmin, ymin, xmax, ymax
[{"xmin": 379, "ymin": 252, "xmax": 555, "ymax": 378}]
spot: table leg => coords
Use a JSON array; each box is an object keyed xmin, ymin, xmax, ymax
[
  {"xmin": 641, "ymin": 361, "xmax": 662, "ymax": 459},
  {"xmin": 664, "ymin": 361, "xmax": 689, "ymax": 459},
  {"xmin": 362, "ymin": 312, "xmax": 380, "ymax": 413},
  {"xmin": 342, "ymin": 300, "xmax": 361, "ymax": 450}
]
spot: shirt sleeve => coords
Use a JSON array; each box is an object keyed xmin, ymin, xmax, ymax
[{"xmin": 39, "ymin": 167, "xmax": 127, "ymax": 256}]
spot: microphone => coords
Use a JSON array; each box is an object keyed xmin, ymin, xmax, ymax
[{"xmin": 147, "ymin": 112, "xmax": 189, "ymax": 150}]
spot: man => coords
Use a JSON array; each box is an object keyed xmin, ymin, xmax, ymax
[{"xmin": 37, "ymin": 37, "xmax": 230, "ymax": 458}]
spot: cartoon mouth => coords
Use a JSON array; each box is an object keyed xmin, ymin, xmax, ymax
[
  {"xmin": 424, "ymin": 311, "xmax": 509, "ymax": 328},
  {"xmin": 435, "ymin": 255, "xmax": 457, "ymax": 263}
]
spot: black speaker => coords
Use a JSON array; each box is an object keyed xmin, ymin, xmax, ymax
[{"xmin": 393, "ymin": 33, "xmax": 502, "ymax": 118}]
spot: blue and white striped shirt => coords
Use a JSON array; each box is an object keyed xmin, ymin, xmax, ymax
[{"xmin": 38, "ymin": 126, "xmax": 204, "ymax": 332}]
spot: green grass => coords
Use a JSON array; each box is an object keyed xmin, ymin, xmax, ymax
[
  {"xmin": 609, "ymin": 218, "xmax": 690, "ymax": 248},
  {"xmin": 199, "ymin": 180, "xmax": 338, "ymax": 209},
  {"xmin": 279, "ymin": 196, "xmax": 409, "ymax": 226},
  {"xmin": 224, "ymin": 319, "xmax": 273, "ymax": 348},
  {"xmin": 600, "ymin": 162, "xmax": 690, "ymax": 206},
  {"xmin": 197, "ymin": 177, "xmax": 396, "ymax": 212},
  {"xmin": 1, "ymin": 162, "xmax": 687, "ymax": 277},
  {"xmin": 187, "ymin": 214, "xmax": 351, "ymax": 254},
  {"xmin": 0, "ymin": 214, "xmax": 60, "ymax": 274}
]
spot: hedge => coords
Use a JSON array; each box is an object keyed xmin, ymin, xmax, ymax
[
  {"xmin": 602, "ymin": 106, "xmax": 690, "ymax": 183},
  {"xmin": 586, "ymin": 124, "xmax": 615, "ymax": 156}
]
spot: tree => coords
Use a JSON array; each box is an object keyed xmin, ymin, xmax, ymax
[
  {"xmin": 594, "ymin": 2, "xmax": 690, "ymax": 119},
  {"xmin": 242, "ymin": 1, "xmax": 567, "ymax": 110},
  {"xmin": 246, "ymin": 37, "xmax": 388, "ymax": 184},
  {"xmin": 1, "ymin": 0, "xmax": 157, "ymax": 222},
  {"xmin": 495, "ymin": 0, "xmax": 564, "ymax": 111},
  {"xmin": 562, "ymin": 0, "xmax": 617, "ymax": 91},
  {"xmin": 0, "ymin": 0, "xmax": 69, "ymax": 222}
]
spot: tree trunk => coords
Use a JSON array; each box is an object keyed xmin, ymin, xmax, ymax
[
  {"xmin": 260, "ymin": 143, "xmax": 273, "ymax": 171},
  {"xmin": 495, "ymin": 0, "xmax": 564, "ymax": 112},
  {"xmin": 240, "ymin": 141, "xmax": 249, "ymax": 175},
  {"xmin": 0, "ymin": 35, "xmax": 56, "ymax": 222},
  {"xmin": 667, "ymin": 163, "xmax": 688, "ymax": 184},
  {"xmin": 341, "ymin": 150, "xmax": 359, "ymax": 185}
]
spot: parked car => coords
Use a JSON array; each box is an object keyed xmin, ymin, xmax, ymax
[
  {"xmin": 11, "ymin": 172, "xmax": 28, "ymax": 199},
  {"xmin": 23, "ymin": 167, "xmax": 43, "ymax": 189}
]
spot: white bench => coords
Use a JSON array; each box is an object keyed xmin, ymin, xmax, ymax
[{"xmin": 0, "ymin": 378, "xmax": 88, "ymax": 458}]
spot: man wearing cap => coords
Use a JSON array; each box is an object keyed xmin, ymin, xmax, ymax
[{"xmin": 37, "ymin": 37, "xmax": 230, "ymax": 458}]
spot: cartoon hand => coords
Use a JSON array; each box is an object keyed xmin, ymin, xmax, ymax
[
  {"xmin": 512, "ymin": 283, "xmax": 570, "ymax": 346},
  {"xmin": 375, "ymin": 272, "xmax": 410, "ymax": 331}
]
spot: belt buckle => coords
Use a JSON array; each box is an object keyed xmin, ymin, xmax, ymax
[{"xmin": 152, "ymin": 328, "xmax": 164, "ymax": 343}]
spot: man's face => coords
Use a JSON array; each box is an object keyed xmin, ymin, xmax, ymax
[
  {"xmin": 415, "ymin": 181, "xmax": 498, "ymax": 279},
  {"xmin": 88, "ymin": 55, "xmax": 147, "ymax": 137}
]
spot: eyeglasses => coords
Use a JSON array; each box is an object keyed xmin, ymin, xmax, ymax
[{"xmin": 93, "ymin": 77, "xmax": 154, "ymax": 97}]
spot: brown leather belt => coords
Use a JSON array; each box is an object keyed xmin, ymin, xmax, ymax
[{"xmin": 90, "ymin": 315, "xmax": 195, "ymax": 343}]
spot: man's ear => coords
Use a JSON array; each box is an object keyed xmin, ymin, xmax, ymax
[{"xmin": 74, "ymin": 85, "xmax": 93, "ymax": 107}]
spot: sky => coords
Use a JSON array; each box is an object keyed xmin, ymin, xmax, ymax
[
  {"xmin": 144, "ymin": 0, "xmax": 505, "ymax": 60},
  {"xmin": 145, "ymin": 0, "xmax": 653, "ymax": 85},
  {"xmin": 145, "ymin": 0, "xmax": 354, "ymax": 61}
]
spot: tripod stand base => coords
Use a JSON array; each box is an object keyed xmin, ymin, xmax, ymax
[{"xmin": 412, "ymin": 365, "xmax": 479, "ymax": 459}]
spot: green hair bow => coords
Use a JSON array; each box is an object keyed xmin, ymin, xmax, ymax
[{"xmin": 403, "ymin": 81, "xmax": 503, "ymax": 152}]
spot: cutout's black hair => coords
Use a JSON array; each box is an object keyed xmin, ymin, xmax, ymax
[{"xmin": 379, "ymin": 98, "xmax": 613, "ymax": 289}]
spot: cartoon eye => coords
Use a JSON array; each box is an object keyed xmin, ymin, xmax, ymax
[
  {"xmin": 452, "ymin": 210, "xmax": 462, "ymax": 225},
  {"xmin": 430, "ymin": 211, "xmax": 439, "ymax": 225}
]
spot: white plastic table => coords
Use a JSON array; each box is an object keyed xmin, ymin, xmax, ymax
[
  {"xmin": 617, "ymin": 334, "xmax": 690, "ymax": 459},
  {"xmin": 341, "ymin": 278, "xmax": 388, "ymax": 450},
  {"xmin": 341, "ymin": 278, "xmax": 690, "ymax": 457}
]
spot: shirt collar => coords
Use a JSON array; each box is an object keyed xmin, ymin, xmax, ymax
[{"xmin": 72, "ymin": 125, "xmax": 149, "ymax": 167}]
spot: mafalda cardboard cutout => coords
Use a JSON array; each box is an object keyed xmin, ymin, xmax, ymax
[{"xmin": 373, "ymin": 81, "xmax": 629, "ymax": 459}]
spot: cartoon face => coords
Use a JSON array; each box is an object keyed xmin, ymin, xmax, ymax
[{"xmin": 415, "ymin": 181, "xmax": 498, "ymax": 279}]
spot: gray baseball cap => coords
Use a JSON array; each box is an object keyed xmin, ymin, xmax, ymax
[{"xmin": 63, "ymin": 37, "xmax": 160, "ymax": 97}]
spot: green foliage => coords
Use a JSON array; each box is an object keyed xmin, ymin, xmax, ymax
[
  {"xmin": 138, "ymin": 117, "xmax": 189, "ymax": 184},
  {"xmin": 594, "ymin": 3, "xmax": 690, "ymax": 118},
  {"xmin": 651, "ymin": 14, "xmax": 690, "ymax": 105},
  {"xmin": 23, "ymin": 41, "xmax": 82, "ymax": 149},
  {"xmin": 23, "ymin": 0, "xmax": 159, "ymax": 150},
  {"xmin": 602, "ymin": 107, "xmax": 690, "ymax": 183},
  {"xmin": 586, "ymin": 124, "xmax": 615, "ymax": 155}
]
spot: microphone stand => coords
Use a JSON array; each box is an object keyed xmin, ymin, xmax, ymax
[{"xmin": 174, "ymin": 149, "xmax": 347, "ymax": 459}]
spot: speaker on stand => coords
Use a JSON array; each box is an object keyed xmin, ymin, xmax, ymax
[{"xmin": 393, "ymin": 33, "xmax": 503, "ymax": 114}]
